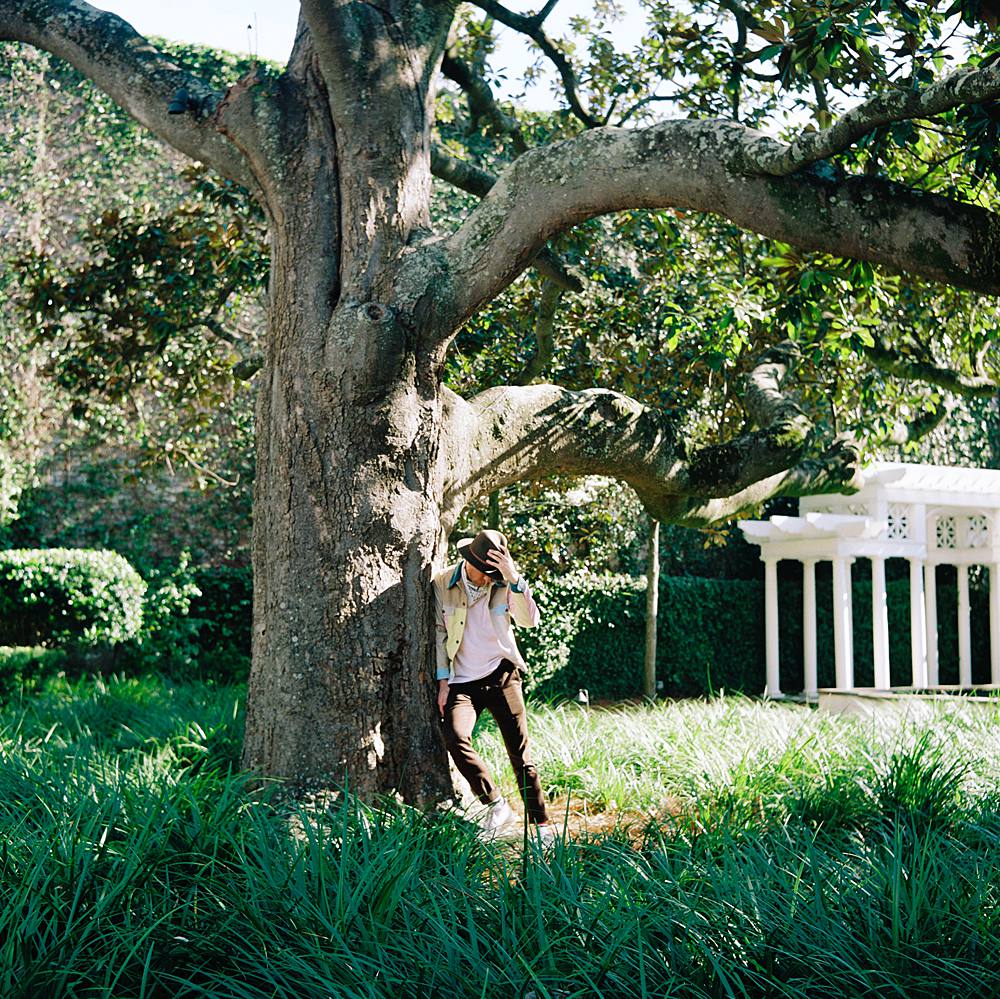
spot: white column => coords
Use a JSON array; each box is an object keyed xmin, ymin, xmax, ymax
[
  {"xmin": 871, "ymin": 555, "xmax": 891, "ymax": 690},
  {"xmin": 924, "ymin": 562, "xmax": 939, "ymax": 687},
  {"xmin": 803, "ymin": 559, "xmax": 818, "ymax": 699},
  {"xmin": 764, "ymin": 558, "xmax": 781, "ymax": 697},
  {"xmin": 958, "ymin": 564, "xmax": 972, "ymax": 688},
  {"xmin": 991, "ymin": 563, "xmax": 1000, "ymax": 685},
  {"xmin": 831, "ymin": 556, "xmax": 854, "ymax": 689},
  {"xmin": 909, "ymin": 558, "xmax": 928, "ymax": 688}
]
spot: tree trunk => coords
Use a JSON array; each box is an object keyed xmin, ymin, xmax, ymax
[{"xmin": 240, "ymin": 213, "xmax": 455, "ymax": 807}]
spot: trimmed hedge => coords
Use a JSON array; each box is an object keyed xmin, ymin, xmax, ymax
[
  {"xmin": 518, "ymin": 573, "xmax": 647, "ymax": 700},
  {"xmin": 520, "ymin": 572, "xmax": 762, "ymax": 700},
  {"xmin": 0, "ymin": 549, "xmax": 145, "ymax": 648},
  {"xmin": 519, "ymin": 569, "xmax": 992, "ymax": 701},
  {"xmin": 115, "ymin": 562, "xmax": 252, "ymax": 683}
]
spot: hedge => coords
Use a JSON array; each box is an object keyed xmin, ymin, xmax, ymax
[
  {"xmin": 517, "ymin": 572, "xmax": 647, "ymax": 700},
  {"xmin": 519, "ymin": 569, "xmax": 993, "ymax": 701},
  {"xmin": 114, "ymin": 561, "xmax": 252, "ymax": 683},
  {"xmin": 39, "ymin": 556, "xmax": 983, "ymax": 701},
  {"xmin": 0, "ymin": 549, "xmax": 145, "ymax": 648},
  {"xmin": 520, "ymin": 572, "xmax": 767, "ymax": 700}
]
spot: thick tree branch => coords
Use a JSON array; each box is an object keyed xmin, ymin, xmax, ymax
[
  {"xmin": 440, "ymin": 119, "xmax": 1000, "ymax": 330},
  {"xmin": 430, "ymin": 146, "xmax": 582, "ymax": 292},
  {"xmin": 298, "ymin": 0, "xmax": 450, "ymax": 121},
  {"xmin": 465, "ymin": 0, "xmax": 599, "ymax": 128},
  {"xmin": 747, "ymin": 60, "xmax": 1000, "ymax": 176},
  {"xmin": 673, "ymin": 436, "xmax": 863, "ymax": 526},
  {"xmin": 678, "ymin": 340, "xmax": 813, "ymax": 497},
  {"xmin": 441, "ymin": 343, "xmax": 818, "ymax": 525},
  {"xmin": 0, "ymin": 0, "xmax": 255, "ymax": 189},
  {"xmin": 865, "ymin": 335, "xmax": 999, "ymax": 398},
  {"xmin": 297, "ymin": 1, "xmax": 453, "ymax": 296}
]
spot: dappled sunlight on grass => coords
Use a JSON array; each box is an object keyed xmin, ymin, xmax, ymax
[
  {"xmin": 0, "ymin": 676, "xmax": 999, "ymax": 995},
  {"xmin": 474, "ymin": 693, "xmax": 1000, "ymax": 821}
]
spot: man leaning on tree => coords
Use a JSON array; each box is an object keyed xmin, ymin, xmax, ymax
[{"xmin": 432, "ymin": 529, "xmax": 555, "ymax": 843}]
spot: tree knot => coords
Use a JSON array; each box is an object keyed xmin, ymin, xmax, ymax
[{"xmin": 361, "ymin": 302, "xmax": 391, "ymax": 323}]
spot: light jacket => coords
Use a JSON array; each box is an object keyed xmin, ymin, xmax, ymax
[{"xmin": 431, "ymin": 562, "xmax": 540, "ymax": 681}]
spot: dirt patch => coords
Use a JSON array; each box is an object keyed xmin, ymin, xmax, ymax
[{"xmin": 499, "ymin": 794, "xmax": 686, "ymax": 847}]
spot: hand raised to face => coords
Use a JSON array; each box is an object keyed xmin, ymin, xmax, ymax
[{"xmin": 486, "ymin": 541, "xmax": 518, "ymax": 584}]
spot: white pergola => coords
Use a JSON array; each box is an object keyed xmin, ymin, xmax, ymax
[{"xmin": 738, "ymin": 462, "xmax": 1000, "ymax": 698}]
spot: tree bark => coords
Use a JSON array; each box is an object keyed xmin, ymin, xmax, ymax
[
  {"xmin": 237, "ymin": 20, "xmax": 456, "ymax": 804},
  {"xmin": 242, "ymin": 208, "xmax": 455, "ymax": 805}
]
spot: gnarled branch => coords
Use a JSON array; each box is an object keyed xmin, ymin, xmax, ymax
[
  {"xmin": 746, "ymin": 60, "xmax": 1000, "ymax": 176},
  {"xmin": 431, "ymin": 145, "xmax": 496, "ymax": 197},
  {"xmin": 865, "ymin": 335, "xmax": 999, "ymax": 398},
  {"xmin": 441, "ymin": 342, "xmax": 821, "ymax": 526},
  {"xmin": 440, "ymin": 119, "xmax": 1000, "ymax": 331},
  {"xmin": 673, "ymin": 436, "xmax": 863, "ymax": 526},
  {"xmin": 0, "ymin": 0, "xmax": 255, "ymax": 189}
]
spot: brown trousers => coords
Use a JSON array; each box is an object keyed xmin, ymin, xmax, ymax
[{"xmin": 441, "ymin": 659, "xmax": 550, "ymax": 824}]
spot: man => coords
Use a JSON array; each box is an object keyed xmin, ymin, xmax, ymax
[{"xmin": 432, "ymin": 529, "xmax": 555, "ymax": 842}]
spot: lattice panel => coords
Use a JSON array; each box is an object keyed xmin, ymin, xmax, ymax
[
  {"xmin": 886, "ymin": 504, "xmax": 909, "ymax": 540},
  {"xmin": 966, "ymin": 514, "xmax": 990, "ymax": 548},
  {"xmin": 935, "ymin": 515, "xmax": 957, "ymax": 549}
]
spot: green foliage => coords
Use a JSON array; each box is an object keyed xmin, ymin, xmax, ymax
[
  {"xmin": 519, "ymin": 568, "xmax": 992, "ymax": 701},
  {"xmin": 0, "ymin": 41, "xmax": 257, "ymax": 560},
  {"xmin": 16, "ymin": 164, "xmax": 267, "ymax": 419},
  {"xmin": 456, "ymin": 475, "xmax": 647, "ymax": 579},
  {"xmin": 519, "ymin": 570, "xmax": 647, "ymax": 700},
  {"xmin": 1, "ymin": 404, "xmax": 255, "ymax": 570},
  {"xmin": 438, "ymin": 3, "xmax": 1000, "ymax": 479},
  {"xmin": 0, "ymin": 645, "xmax": 67, "ymax": 703},
  {"xmin": 187, "ymin": 564, "xmax": 252, "ymax": 682},
  {"xmin": 520, "ymin": 570, "xmax": 762, "ymax": 700},
  {"xmin": 0, "ymin": 548, "xmax": 145, "ymax": 648},
  {"xmin": 122, "ymin": 550, "xmax": 204, "ymax": 675},
  {"xmin": 657, "ymin": 576, "xmax": 766, "ymax": 696},
  {"xmin": 114, "ymin": 560, "xmax": 251, "ymax": 683},
  {"xmin": 3, "ymin": 679, "xmax": 1000, "ymax": 996}
]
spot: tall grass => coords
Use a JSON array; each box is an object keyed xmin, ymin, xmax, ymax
[
  {"xmin": 476, "ymin": 693, "xmax": 1000, "ymax": 815},
  {"xmin": 1, "ymin": 673, "xmax": 999, "ymax": 996}
]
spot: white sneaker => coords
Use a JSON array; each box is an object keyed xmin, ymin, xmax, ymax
[
  {"xmin": 534, "ymin": 822, "xmax": 557, "ymax": 846},
  {"xmin": 480, "ymin": 797, "xmax": 516, "ymax": 836}
]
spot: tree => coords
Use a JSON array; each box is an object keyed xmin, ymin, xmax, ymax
[{"xmin": 5, "ymin": 0, "xmax": 1000, "ymax": 803}]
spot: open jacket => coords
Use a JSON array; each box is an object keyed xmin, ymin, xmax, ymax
[{"xmin": 431, "ymin": 562, "xmax": 540, "ymax": 681}]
